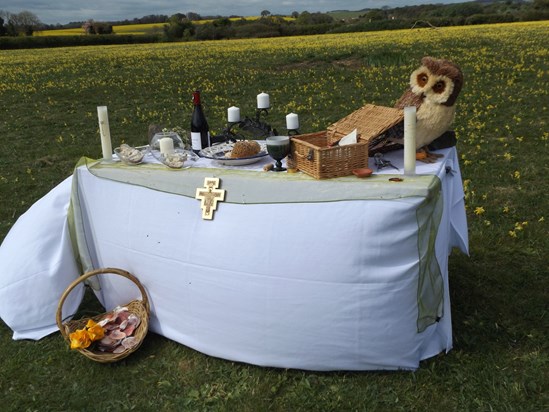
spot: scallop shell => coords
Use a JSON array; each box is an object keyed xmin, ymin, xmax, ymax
[
  {"xmin": 121, "ymin": 336, "xmax": 139, "ymax": 350},
  {"xmin": 128, "ymin": 314, "xmax": 141, "ymax": 328},
  {"xmin": 98, "ymin": 335, "xmax": 121, "ymax": 348},
  {"xmin": 116, "ymin": 310, "xmax": 130, "ymax": 322},
  {"xmin": 114, "ymin": 306, "xmax": 129, "ymax": 314},
  {"xmin": 108, "ymin": 330, "xmax": 127, "ymax": 340},
  {"xmin": 98, "ymin": 312, "xmax": 117, "ymax": 326},
  {"xmin": 118, "ymin": 144, "xmax": 144, "ymax": 164},
  {"xmin": 123, "ymin": 323, "xmax": 136, "ymax": 337},
  {"xmin": 113, "ymin": 345, "xmax": 127, "ymax": 354}
]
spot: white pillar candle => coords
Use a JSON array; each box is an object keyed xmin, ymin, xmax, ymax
[
  {"xmin": 403, "ymin": 106, "xmax": 417, "ymax": 176},
  {"xmin": 228, "ymin": 106, "xmax": 241, "ymax": 122},
  {"xmin": 159, "ymin": 137, "xmax": 175, "ymax": 156},
  {"xmin": 257, "ymin": 92, "xmax": 270, "ymax": 109},
  {"xmin": 286, "ymin": 112, "xmax": 299, "ymax": 130},
  {"xmin": 97, "ymin": 106, "xmax": 112, "ymax": 161}
]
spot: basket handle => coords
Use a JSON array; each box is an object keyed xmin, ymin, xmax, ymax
[
  {"xmin": 294, "ymin": 149, "xmax": 314, "ymax": 161},
  {"xmin": 55, "ymin": 267, "xmax": 150, "ymax": 333}
]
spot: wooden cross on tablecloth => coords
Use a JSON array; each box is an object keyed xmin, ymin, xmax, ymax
[{"xmin": 195, "ymin": 177, "xmax": 225, "ymax": 220}]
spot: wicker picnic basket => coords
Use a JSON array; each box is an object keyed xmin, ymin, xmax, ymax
[
  {"xmin": 290, "ymin": 104, "xmax": 404, "ymax": 179},
  {"xmin": 56, "ymin": 268, "xmax": 150, "ymax": 363}
]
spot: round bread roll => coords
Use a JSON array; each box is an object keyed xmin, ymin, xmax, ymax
[{"xmin": 229, "ymin": 140, "xmax": 261, "ymax": 158}]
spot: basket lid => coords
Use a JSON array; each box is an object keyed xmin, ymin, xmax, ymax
[{"xmin": 327, "ymin": 104, "xmax": 403, "ymax": 142}]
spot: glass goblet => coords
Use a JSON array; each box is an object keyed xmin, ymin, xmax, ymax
[{"xmin": 266, "ymin": 136, "xmax": 290, "ymax": 172}]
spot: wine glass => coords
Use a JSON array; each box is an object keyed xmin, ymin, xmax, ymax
[{"xmin": 266, "ymin": 136, "xmax": 290, "ymax": 172}]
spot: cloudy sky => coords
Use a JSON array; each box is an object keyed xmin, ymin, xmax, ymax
[{"xmin": 1, "ymin": 0, "xmax": 468, "ymax": 25}]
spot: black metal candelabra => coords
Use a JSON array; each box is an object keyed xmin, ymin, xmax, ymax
[{"xmin": 214, "ymin": 108, "xmax": 279, "ymax": 143}]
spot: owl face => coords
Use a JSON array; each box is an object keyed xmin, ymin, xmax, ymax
[{"xmin": 409, "ymin": 57, "xmax": 463, "ymax": 107}]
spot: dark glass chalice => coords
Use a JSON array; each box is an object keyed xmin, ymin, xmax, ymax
[{"xmin": 266, "ymin": 136, "xmax": 290, "ymax": 172}]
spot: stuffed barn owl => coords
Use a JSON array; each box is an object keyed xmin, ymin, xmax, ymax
[{"xmin": 394, "ymin": 56, "xmax": 464, "ymax": 161}]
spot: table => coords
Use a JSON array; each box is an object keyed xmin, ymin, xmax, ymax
[{"xmin": 0, "ymin": 148, "xmax": 468, "ymax": 370}]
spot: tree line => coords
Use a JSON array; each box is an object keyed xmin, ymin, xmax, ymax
[
  {"xmin": 0, "ymin": 10, "xmax": 41, "ymax": 36},
  {"xmin": 163, "ymin": 1, "xmax": 549, "ymax": 41},
  {"xmin": 1, "ymin": 0, "xmax": 548, "ymax": 46}
]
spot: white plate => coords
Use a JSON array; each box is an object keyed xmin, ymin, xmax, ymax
[{"xmin": 199, "ymin": 141, "xmax": 268, "ymax": 166}]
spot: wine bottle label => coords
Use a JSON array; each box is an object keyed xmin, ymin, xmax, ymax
[{"xmin": 191, "ymin": 132, "xmax": 202, "ymax": 151}]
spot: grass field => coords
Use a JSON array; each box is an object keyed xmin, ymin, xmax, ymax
[{"xmin": 1, "ymin": 21, "xmax": 548, "ymax": 411}]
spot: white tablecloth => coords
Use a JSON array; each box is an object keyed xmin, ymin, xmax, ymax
[{"xmin": 0, "ymin": 148, "xmax": 467, "ymax": 370}]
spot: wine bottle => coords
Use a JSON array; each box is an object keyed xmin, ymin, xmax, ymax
[{"xmin": 190, "ymin": 90, "xmax": 210, "ymax": 154}]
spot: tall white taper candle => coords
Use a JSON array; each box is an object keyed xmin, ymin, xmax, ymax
[
  {"xmin": 97, "ymin": 106, "xmax": 113, "ymax": 161},
  {"xmin": 403, "ymin": 106, "xmax": 417, "ymax": 176}
]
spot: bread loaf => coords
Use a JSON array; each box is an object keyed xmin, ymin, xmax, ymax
[{"xmin": 229, "ymin": 141, "xmax": 261, "ymax": 158}]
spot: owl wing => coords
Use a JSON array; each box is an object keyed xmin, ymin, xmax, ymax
[{"xmin": 394, "ymin": 88, "xmax": 423, "ymax": 109}]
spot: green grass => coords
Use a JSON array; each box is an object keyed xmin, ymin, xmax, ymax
[{"xmin": 1, "ymin": 22, "xmax": 548, "ymax": 411}]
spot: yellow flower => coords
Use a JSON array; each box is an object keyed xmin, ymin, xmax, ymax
[
  {"xmin": 86, "ymin": 321, "xmax": 105, "ymax": 341},
  {"xmin": 514, "ymin": 221, "xmax": 527, "ymax": 231},
  {"xmin": 68, "ymin": 319, "xmax": 105, "ymax": 350},
  {"xmin": 69, "ymin": 329, "xmax": 92, "ymax": 350},
  {"xmin": 474, "ymin": 206, "xmax": 485, "ymax": 216}
]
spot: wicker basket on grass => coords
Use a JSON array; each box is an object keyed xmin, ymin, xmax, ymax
[{"xmin": 56, "ymin": 268, "xmax": 150, "ymax": 363}]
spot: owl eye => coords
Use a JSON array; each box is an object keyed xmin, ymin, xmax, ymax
[
  {"xmin": 433, "ymin": 81, "xmax": 446, "ymax": 94},
  {"xmin": 416, "ymin": 73, "xmax": 429, "ymax": 87}
]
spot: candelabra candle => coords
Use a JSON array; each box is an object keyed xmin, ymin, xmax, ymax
[
  {"xmin": 97, "ymin": 106, "xmax": 113, "ymax": 161},
  {"xmin": 286, "ymin": 112, "xmax": 299, "ymax": 130},
  {"xmin": 216, "ymin": 97, "xmax": 278, "ymax": 142},
  {"xmin": 257, "ymin": 92, "xmax": 270, "ymax": 109},
  {"xmin": 403, "ymin": 106, "xmax": 417, "ymax": 176},
  {"xmin": 228, "ymin": 106, "xmax": 240, "ymax": 123}
]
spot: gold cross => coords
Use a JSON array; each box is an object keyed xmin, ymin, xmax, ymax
[{"xmin": 195, "ymin": 177, "xmax": 225, "ymax": 220}]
